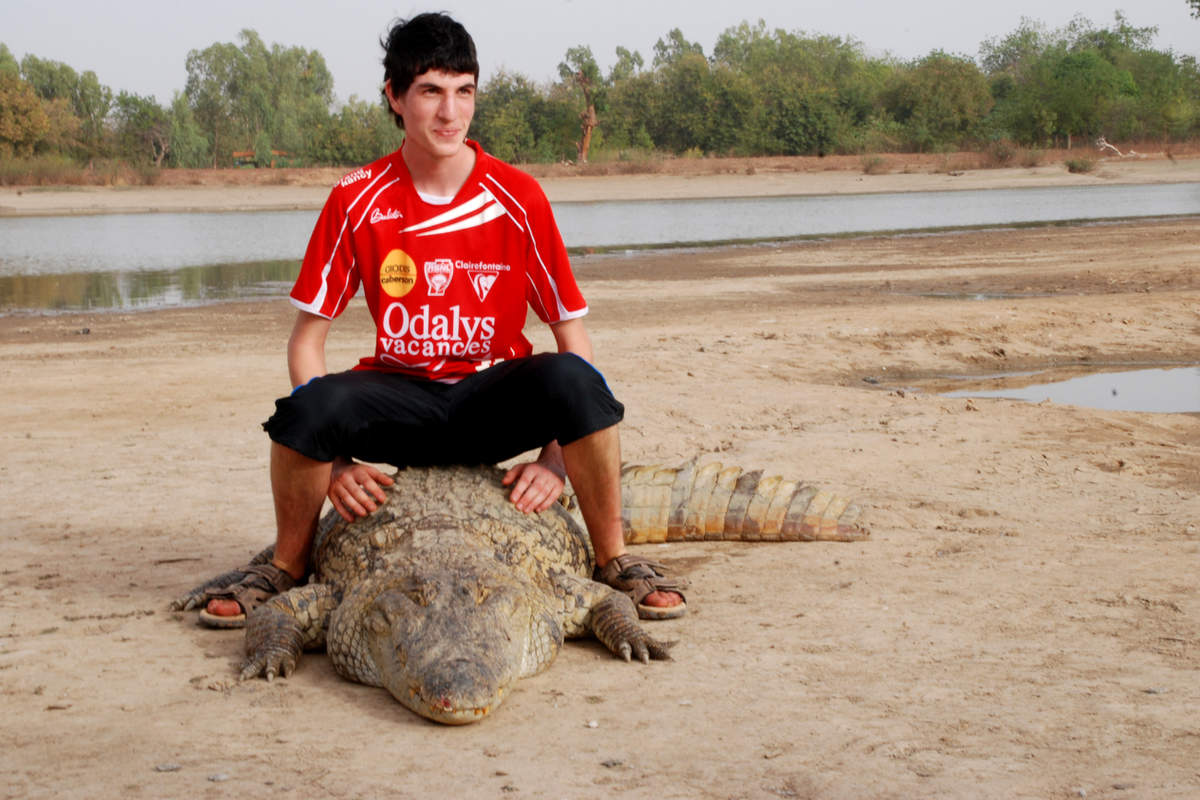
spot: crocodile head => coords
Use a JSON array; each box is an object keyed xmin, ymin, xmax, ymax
[{"xmin": 359, "ymin": 560, "xmax": 562, "ymax": 724}]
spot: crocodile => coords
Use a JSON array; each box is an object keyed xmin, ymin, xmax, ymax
[{"xmin": 173, "ymin": 460, "xmax": 867, "ymax": 724}]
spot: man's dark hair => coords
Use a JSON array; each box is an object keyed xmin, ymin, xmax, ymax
[{"xmin": 381, "ymin": 12, "xmax": 479, "ymax": 129}]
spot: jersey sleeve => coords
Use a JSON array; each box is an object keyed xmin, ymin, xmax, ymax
[
  {"xmin": 289, "ymin": 185, "xmax": 361, "ymax": 319},
  {"xmin": 518, "ymin": 183, "xmax": 587, "ymax": 325}
]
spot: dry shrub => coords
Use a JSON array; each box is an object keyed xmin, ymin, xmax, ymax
[
  {"xmin": 1065, "ymin": 157, "xmax": 1096, "ymax": 174},
  {"xmin": 860, "ymin": 155, "xmax": 890, "ymax": 174},
  {"xmin": 985, "ymin": 139, "xmax": 1017, "ymax": 167},
  {"xmin": 0, "ymin": 156, "xmax": 159, "ymax": 186}
]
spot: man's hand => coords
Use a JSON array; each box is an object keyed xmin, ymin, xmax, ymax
[
  {"xmin": 502, "ymin": 460, "xmax": 566, "ymax": 513},
  {"xmin": 328, "ymin": 458, "xmax": 395, "ymax": 522}
]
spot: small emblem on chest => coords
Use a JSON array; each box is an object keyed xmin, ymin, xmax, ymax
[
  {"xmin": 424, "ymin": 259, "xmax": 454, "ymax": 296},
  {"xmin": 470, "ymin": 273, "xmax": 497, "ymax": 302}
]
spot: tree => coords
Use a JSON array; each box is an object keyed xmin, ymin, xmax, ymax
[
  {"xmin": 15, "ymin": 54, "xmax": 111, "ymax": 157},
  {"xmin": 19, "ymin": 54, "xmax": 79, "ymax": 102},
  {"xmin": 185, "ymin": 41, "xmax": 242, "ymax": 166},
  {"xmin": 1048, "ymin": 49, "xmax": 1135, "ymax": 145},
  {"xmin": 0, "ymin": 44, "xmax": 19, "ymax": 78},
  {"xmin": 648, "ymin": 51, "xmax": 719, "ymax": 153},
  {"xmin": 558, "ymin": 46, "xmax": 604, "ymax": 162},
  {"xmin": 0, "ymin": 73, "xmax": 50, "ymax": 157},
  {"xmin": 113, "ymin": 92, "xmax": 170, "ymax": 166},
  {"xmin": 308, "ymin": 96, "xmax": 403, "ymax": 165},
  {"xmin": 184, "ymin": 30, "xmax": 334, "ymax": 165},
  {"xmin": 74, "ymin": 70, "xmax": 112, "ymax": 155},
  {"xmin": 167, "ymin": 92, "xmax": 209, "ymax": 168},
  {"xmin": 609, "ymin": 47, "xmax": 643, "ymax": 83},
  {"xmin": 1190, "ymin": 0, "xmax": 1199, "ymax": 18},
  {"xmin": 652, "ymin": 28, "xmax": 704, "ymax": 68},
  {"xmin": 473, "ymin": 71, "xmax": 541, "ymax": 162}
]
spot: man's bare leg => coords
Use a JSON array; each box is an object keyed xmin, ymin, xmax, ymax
[
  {"xmin": 205, "ymin": 442, "xmax": 328, "ymax": 617},
  {"xmin": 561, "ymin": 425, "xmax": 681, "ymax": 610}
]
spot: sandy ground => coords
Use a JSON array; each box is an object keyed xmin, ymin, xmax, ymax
[
  {"xmin": 1, "ymin": 152, "xmax": 1198, "ymax": 215},
  {"xmin": 1, "ymin": 167, "xmax": 1199, "ymax": 799}
]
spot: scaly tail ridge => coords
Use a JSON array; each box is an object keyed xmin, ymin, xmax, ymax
[{"xmin": 620, "ymin": 459, "xmax": 869, "ymax": 544}]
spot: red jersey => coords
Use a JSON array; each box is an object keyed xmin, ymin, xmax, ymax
[{"xmin": 290, "ymin": 141, "xmax": 587, "ymax": 381}]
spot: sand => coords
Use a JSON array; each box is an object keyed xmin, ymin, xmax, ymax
[
  {"xmin": 1, "ymin": 163, "xmax": 1198, "ymax": 799},
  {"xmin": 1, "ymin": 152, "xmax": 1198, "ymax": 215}
]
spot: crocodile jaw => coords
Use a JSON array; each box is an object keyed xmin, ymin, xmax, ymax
[{"xmin": 358, "ymin": 568, "xmax": 533, "ymax": 725}]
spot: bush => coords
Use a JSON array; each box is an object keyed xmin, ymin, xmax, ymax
[
  {"xmin": 0, "ymin": 155, "xmax": 159, "ymax": 186},
  {"xmin": 860, "ymin": 155, "xmax": 891, "ymax": 174},
  {"xmin": 985, "ymin": 138, "xmax": 1017, "ymax": 166},
  {"xmin": 1065, "ymin": 157, "xmax": 1096, "ymax": 173}
]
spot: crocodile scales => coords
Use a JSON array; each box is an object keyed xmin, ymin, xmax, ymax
[{"xmin": 173, "ymin": 460, "xmax": 868, "ymax": 724}]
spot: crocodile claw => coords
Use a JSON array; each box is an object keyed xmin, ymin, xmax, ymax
[{"xmin": 240, "ymin": 604, "xmax": 304, "ymax": 682}]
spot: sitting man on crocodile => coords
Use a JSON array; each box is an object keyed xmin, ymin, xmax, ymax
[{"xmin": 200, "ymin": 12, "xmax": 685, "ymax": 627}]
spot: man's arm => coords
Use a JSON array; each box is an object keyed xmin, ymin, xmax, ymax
[
  {"xmin": 288, "ymin": 310, "xmax": 332, "ymax": 387},
  {"xmin": 286, "ymin": 310, "xmax": 393, "ymax": 520},
  {"xmin": 503, "ymin": 317, "xmax": 593, "ymax": 512}
]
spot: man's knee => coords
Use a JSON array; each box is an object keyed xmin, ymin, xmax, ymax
[
  {"xmin": 527, "ymin": 352, "xmax": 613, "ymax": 403},
  {"xmin": 522, "ymin": 353, "xmax": 624, "ymax": 445},
  {"xmin": 262, "ymin": 373, "xmax": 374, "ymax": 461},
  {"xmin": 272, "ymin": 375, "xmax": 361, "ymax": 431}
]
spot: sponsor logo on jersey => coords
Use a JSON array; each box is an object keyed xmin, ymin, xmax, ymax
[
  {"xmin": 339, "ymin": 167, "xmax": 371, "ymax": 187},
  {"xmin": 378, "ymin": 303, "xmax": 496, "ymax": 359},
  {"xmin": 469, "ymin": 273, "xmax": 497, "ymax": 302},
  {"xmin": 456, "ymin": 261, "xmax": 509, "ymax": 302},
  {"xmin": 370, "ymin": 207, "xmax": 402, "ymax": 225},
  {"xmin": 424, "ymin": 258, "xmax": 454, "ymax": 296},
  {"xmin": 379, "ymin": 250, "xmax": 417, "ymax": 298}
]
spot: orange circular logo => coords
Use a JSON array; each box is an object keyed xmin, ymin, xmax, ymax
[{"xmin": 380, "ymin": 250, "xmax": 416, "ymax": 298}]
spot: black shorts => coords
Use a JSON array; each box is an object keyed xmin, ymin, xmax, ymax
[{"xmin": 262, "ymin": 352, "xmax": 624, "ymax": 467}]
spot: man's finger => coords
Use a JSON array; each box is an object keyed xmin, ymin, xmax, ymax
[{"xmin": 361, "ymin": 479, "xmax": 388, "ymax": 504}]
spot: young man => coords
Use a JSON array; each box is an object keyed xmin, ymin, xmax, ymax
[{"xmin": 201, "ymin": 12, "xmax": 684, "ymax": 627}]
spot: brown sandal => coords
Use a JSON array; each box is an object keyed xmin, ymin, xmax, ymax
[
  {"xmin": 197, "ymin": 563, "xmax": 297, "ymax": 629},
  {"xmin": 595, "ymin": 553, "xmax": 688, "ymax": 620}
]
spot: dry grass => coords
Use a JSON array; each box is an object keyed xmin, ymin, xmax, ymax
[
  {"xmin": 0, "ymin": 156, "xmax": 160, "ymax": 187},
  {"xmin": 4, "ymin": 139, "xmax": 1197, "ymax": 188}
]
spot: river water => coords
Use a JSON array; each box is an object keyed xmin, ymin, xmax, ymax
[{"xmin": 1, "ymin": 181, "xmax": 1197, "ymax": 314}]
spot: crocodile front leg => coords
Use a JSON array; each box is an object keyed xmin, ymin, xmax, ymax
[
  {"xmin": 240, "ymin": 583, "xmax": 339, "ymax": 681},
  {"xmin": 556, "ymin": 574, "xmax": 673, "ymax": 663}
]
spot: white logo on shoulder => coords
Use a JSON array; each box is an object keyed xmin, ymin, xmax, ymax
[
  {"xmin": 339, "ymin": 167, "xmax": 371, "ymax": 187},
  {"xmin": 470, "ymin": 273, "xmax": 497, "ymax": 302},
  {"xmin": 424, "ymin": 258, "xmax": 454, "ymax": 296},
  {"xmin": 370, "ymin": 208, "xmax": 402, "ymax": 224}
]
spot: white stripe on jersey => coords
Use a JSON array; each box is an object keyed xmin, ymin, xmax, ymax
[
  {"xmin": 295, "ymin": 164, "xmax": 393, "ymax": 316},
  {"xmin": 413, "ymin": 201, "xmax": 508, "ymax": 237},
  {"xmin": 482, "ymin": 172, "xmax": 573, "ymax": 320},
  {"xmin": 400, "ymin": 190, "xmax": 497, "ymax": 234}
]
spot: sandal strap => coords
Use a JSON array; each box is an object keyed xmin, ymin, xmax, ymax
[
  {"xmin": 595, "ymin": 553, "xmax": 689, "ymax": 604},
  {"xmin": 202, "ymin": 562, "xmax": 297, "ymax": 612}
]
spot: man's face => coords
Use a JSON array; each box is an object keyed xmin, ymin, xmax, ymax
[{"xmin": 386, "ymin": 70, "xmax": 476, "ymax": 162}]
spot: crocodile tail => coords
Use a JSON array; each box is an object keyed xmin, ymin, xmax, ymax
[{"xmin": 619, "ymin": 459, "xmax": 869, "ymax": 544}]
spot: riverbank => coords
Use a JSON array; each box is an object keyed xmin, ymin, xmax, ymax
[
  {"xmin": 0, "ymin": 151, "xmax": 1197, "ymax": 216},
  {"xmin": 2, "ymin": 217, "xmax": 1198, "ymax": 798}
]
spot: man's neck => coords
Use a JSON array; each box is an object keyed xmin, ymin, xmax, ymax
[{"xmin": 402, "ymin": 141, "xmax": 476, "ymax": 199}]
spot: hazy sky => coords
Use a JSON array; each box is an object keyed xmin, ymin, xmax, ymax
[{"xmin": 6, "ymin": 0, "xmax": 1198, "ymax": 105}]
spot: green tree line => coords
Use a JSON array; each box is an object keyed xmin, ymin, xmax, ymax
[{"xmin": 1, "ymin": 13, "xmax": 1198, "ymax": 171}]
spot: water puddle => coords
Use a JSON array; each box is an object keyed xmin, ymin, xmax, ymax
[
  {"xmin": 940, "ymin": 366, "xmax": 1200, "ymax": 413},
  {"xmin": 0, "ymin": 259, "xmax": 299, "ymax": 313}
]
